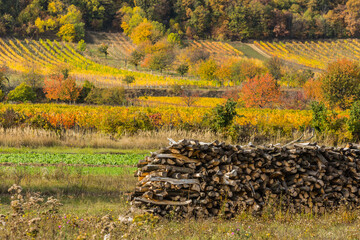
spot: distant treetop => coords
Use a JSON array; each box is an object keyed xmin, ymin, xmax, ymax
[{"xmin": 0, "ymin": 0, "xmax": 358, "ymax": 41}]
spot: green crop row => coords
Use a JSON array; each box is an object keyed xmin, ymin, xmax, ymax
[{"xmin": 0, "ymin": 153, "xmax": 146, "ymax": 166}]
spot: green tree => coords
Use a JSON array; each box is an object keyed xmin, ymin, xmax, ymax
[
  {"xmin": 7, "ymin": 83, "xmax": 37, "ymax": 102},
  {"xmin": 209, "ymin": 99, "xmax": 238, "ymax": 132},
  {"xmin": 167, "ymin": 32, "xmax": 181, "ymax": 45},
  {"xmin": 348, "ymin": 101, "xmax": 360, "ymax": 140},
  {"xmin": 188, "ymin": 6, "xmax": 211, "ymax": 38},
  {"xmin": 311, "ymin": 101, "xmax": 329, "ymax": 133},
  {"xmin": 78, "ymin": 80, "xmax": 94, "ymax": 103}
]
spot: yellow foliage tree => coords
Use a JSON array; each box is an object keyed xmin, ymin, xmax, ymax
[
  {"xmin": 57, "ymin": 24, "xmax": 76, "ymax": 42},
  {"xmin": 35, "ymin": 18, "xmax": 46, "ymax": 33},
  {"xmin": 48, "ymin": 0, "xmax": 64, "ymax": 15},
  {"xmin": 130, "ymin": 19, "xmax": 153, "ymax": 44}
]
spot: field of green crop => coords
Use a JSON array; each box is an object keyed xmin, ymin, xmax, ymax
[{"xmin": 0, "ymin": 153, "xmax": 145, "ymax": 166}]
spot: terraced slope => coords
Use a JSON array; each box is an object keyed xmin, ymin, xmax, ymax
[
  {"xmin": 88, "ymin": 32, "xmax": 245, "ymax": 61},
  {"xmin": 0, "ymin": 37, "xmax": 211, "ymax": 88},
  {"xmin": 254, "ymin": 39, "xmax": 360, "ymax": 69},
  {"xmin": 0, "ymin": 38, "xmax": 121, "ymax": 75},
  {"xmin": 188, "ymin": 40, "xmax": 244, "ymax": 58}
]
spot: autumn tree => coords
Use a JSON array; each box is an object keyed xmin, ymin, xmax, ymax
[
  {"xmin": 229, "ymin": 59, "xmax": 265, "ymax": 84},
  {"xmin": 147, "ymin": 50, "xmax": 174, "ymax": 73},
  {"xmin": 44, "ymin": 73, "xmax": 81, "ymax": 103},
  {"xmin": 130, "ymin": 19, "xmax": 154, "ymax": 44},
  {"xmin": 22, "ymin": 63, "xmax": 44, "ymax": 88},
  {"xmin": 321, "ymin": 59, "xmax": 360, "ymax": 110},
  {"xmin": 197, "ymin": 59, "xmax": 218, "ymax": 82},
  {"xmin": 303, "ymin": 78, "xmax": 324, "ymax": 102},
  {"xmin": 345, "ymin": 0, "xmax": 360, "ymax": 37},
  {"xmin": 58, "ymin": 5, "xmax": 85, "ymax": 42},
  {"xmin": 119, "ymin": 6, "xmax": 146, "ymax": 36},
  {"xmin": 265, "ymin": 57, "xmax": 283, "ymax": 80},
  {"xmin": 129, "ymin": 49, "xmax": 145, "ymax": 69},
  {"xmin": 241, "ymin": 73, "xmax": 281, "ymax": 108}
]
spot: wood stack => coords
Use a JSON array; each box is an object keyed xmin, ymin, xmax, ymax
[{"xmin": 131, "ymin": 139, "xmax": 360, "ymax": 218}]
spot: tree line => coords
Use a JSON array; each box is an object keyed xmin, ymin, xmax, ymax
[{"xmin": 0, "ymin": 0, "xmax": 359, "ymax": 41}]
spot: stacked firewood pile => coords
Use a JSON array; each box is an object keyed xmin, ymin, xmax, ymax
[{"xmin": 131, "ymin": 139, "xmax": 360, "ymax": 218}]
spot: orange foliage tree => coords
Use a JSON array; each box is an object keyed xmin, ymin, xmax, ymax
[
  {"xmin": 241, "ymin": 73, "xmax": 281, "ymax": 108},
  {"xmin": 303, "ymin": 78, "xmax": 324, "ymax": 102},
  {"xmin": 44, "ymin": 74, "xmax": 81, "ymax": 103}
]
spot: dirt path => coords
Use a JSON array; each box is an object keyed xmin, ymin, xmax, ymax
[{"xmin": 248, "ymin": 43, "xmax": 322, "ymax": 72}]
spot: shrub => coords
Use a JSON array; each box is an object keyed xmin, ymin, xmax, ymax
[
  {"xmin": 7, "ymin": 83, "xmax": 36, "ymax": 102},
  {"xmin": 123, "ymin": 75, "xmax": 135, "ymax": 85},
  {"xmin": 177, "ymin": 63, "xmax": 189, "ymax": 77},
  {"xmin": 84, "ymin": 88, "xmax": 102, "ymax": 104},
  {"xmin": 167, "ymin": 33, "xmax": 181, "ymax": 45},
  {"xmin": 77, "ymin": 39, "xmax": 86, "ymax": 52},
  {"xmin": 85, "ymin": 87, "xmax": 127, "ymax": 105},
  {"xmin": 208, "ymin": 99, "xmax": 238, "ymax": 132},
  {"xmin": 280, "ymin": 68, "xmax": 313, "ymax": 87},
  {"xmin": 103, "ymin": 87, "xmax": 127, "ymax": 105},
  {"xmin": 98, "ymin": 43, "xmax": 109, "ymax": 58},
  {"xmin": 0, "ymin": 108, "xmax": 23, "ymax": 131},
  {"xmin": 229, "ymin": 60, "xmax": 265, "ymax": 84}
]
